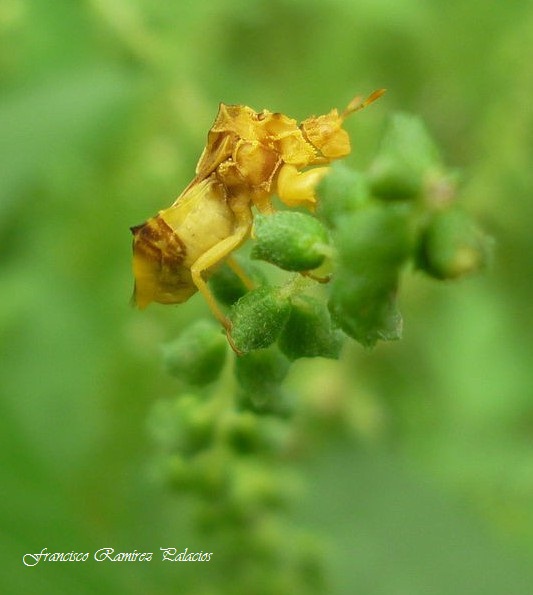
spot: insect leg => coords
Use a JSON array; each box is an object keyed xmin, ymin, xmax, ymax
[
  {"xmin": 300, "ymin": 270, "xmax": 331, "ymax": 284},
  {"xmin": 190, "ymin": 207, "xmax": 253, "ymax": 330},
  {"xmin": 276, "ymin": 163, "xmax": 329, "ymax": 209},
  {"xmin": 226, "ymin": 256, "xmax": 255, "ymax": 291}
]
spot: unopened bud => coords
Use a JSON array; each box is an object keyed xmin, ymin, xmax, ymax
[
  {"xmin": 162, "ymin": 320, "xmax": 227, "ymax": 386},
  {"xmin": 416, "ymin": 208, "xmax": 492, "ymax": 279},
  {"xmin": 229, "ymin": 286, "xmax": 292, "ymax": 353},
  {"xmin": 316, "ymin": 163, "xmax": 371, "ymax": 228},
  {"xmin": 251, "ymin": 211, "xmax": 330, "ymax": 271},
  {"xmin": 369, "ymin": 113, "xmax": 442, "ymax": 201},
  {"xmin": 278, "ymin": 295, "xmax": 344, "ymax": 360}
]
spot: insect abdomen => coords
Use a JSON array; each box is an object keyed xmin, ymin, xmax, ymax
[{"xmin": 131, "ymin": 216, "xmax": 195, "ymax": 308}]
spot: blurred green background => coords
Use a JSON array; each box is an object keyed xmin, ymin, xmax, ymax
[{"xmin": 2, "ymin": 0, "xmax": 532, "ymax": 593}]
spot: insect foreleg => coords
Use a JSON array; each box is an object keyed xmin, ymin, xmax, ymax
[{"xmin": 276, "ymin": 164, "xmax": 329, "ymax": 209}]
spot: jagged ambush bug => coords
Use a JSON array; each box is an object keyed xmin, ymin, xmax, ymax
[{"xmin": 131, "ymin": 90, "xmax": 385, "ymax": 347}]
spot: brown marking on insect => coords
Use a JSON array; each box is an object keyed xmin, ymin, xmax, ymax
[{"xmin": 131, "ymin": 216, "xmax": 193, "ymax": 308}]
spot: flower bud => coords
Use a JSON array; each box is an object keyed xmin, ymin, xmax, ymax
[
  {"xmin": 326, "ymin": 203, "xmax": 411, "ymax": 347},
  {"xmin": 328, "ymin": 271, "xmax": 402, "ymax": 347},
  {"xmin": 229, "ymin": 461, "xmax": 293, "ymax": 513},
  {"xmin": 220, "ymin": 410, "xmax": 291, "ymax": 457},
  {"xmin": 148, "ymin": 394, "xmax": 214, "ymax": 455},
  {"xmin": 316, "ymin": 163, "xmax": 370, "ymax": 228},
  {"xmin": 368, "ymin": 113, "xmax": 442, "ymax": 201},
  {"xmin": 229, "ymin": 286, "xmax": 292, "ymax": 353},
  {"xmin": 251, "ymin": 211, "xmax": 330, "ymax": 271},
  {"xmin": 334, "ymin": 203, "xmax": 413, "ymax": 274},
  {"xmin": 162, "ymin": 319, "xmax": 227, "ymax": 386},
  {"xmin": 278, "ymin": 295, "xmax": 344, "ymax": 360},
  {"xmin": 416, "ymin": 208, "xmax": 493, "ymax": 279},
  {"xmin": 234, "ymin": 346, "xmax": 291, "ymax": 414}
]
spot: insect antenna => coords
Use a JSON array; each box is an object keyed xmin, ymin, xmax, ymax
[{"xmin": 342, "ymin": 88, "xmax": 386, "ymax": 119}]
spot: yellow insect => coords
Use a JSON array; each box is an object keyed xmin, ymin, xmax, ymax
[{"xmin": 131, "ymin": 90, "xmax": 385, "ymax": 333}]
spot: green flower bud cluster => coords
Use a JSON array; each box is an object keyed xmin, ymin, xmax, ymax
[
  {"xmin": 149, "ymin": 112, "xmax": 492, "ymax": 595},
  {"xmin": 328, "ymin": 202, "xmax": 412, "ymax": 346},
  {"xmin": 212, "ymin": 112, "xmax": 493, "ymax": 351},
  {"xmin": 151, "ymin": 318, "xmax": 324, "ymax": 593}
]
